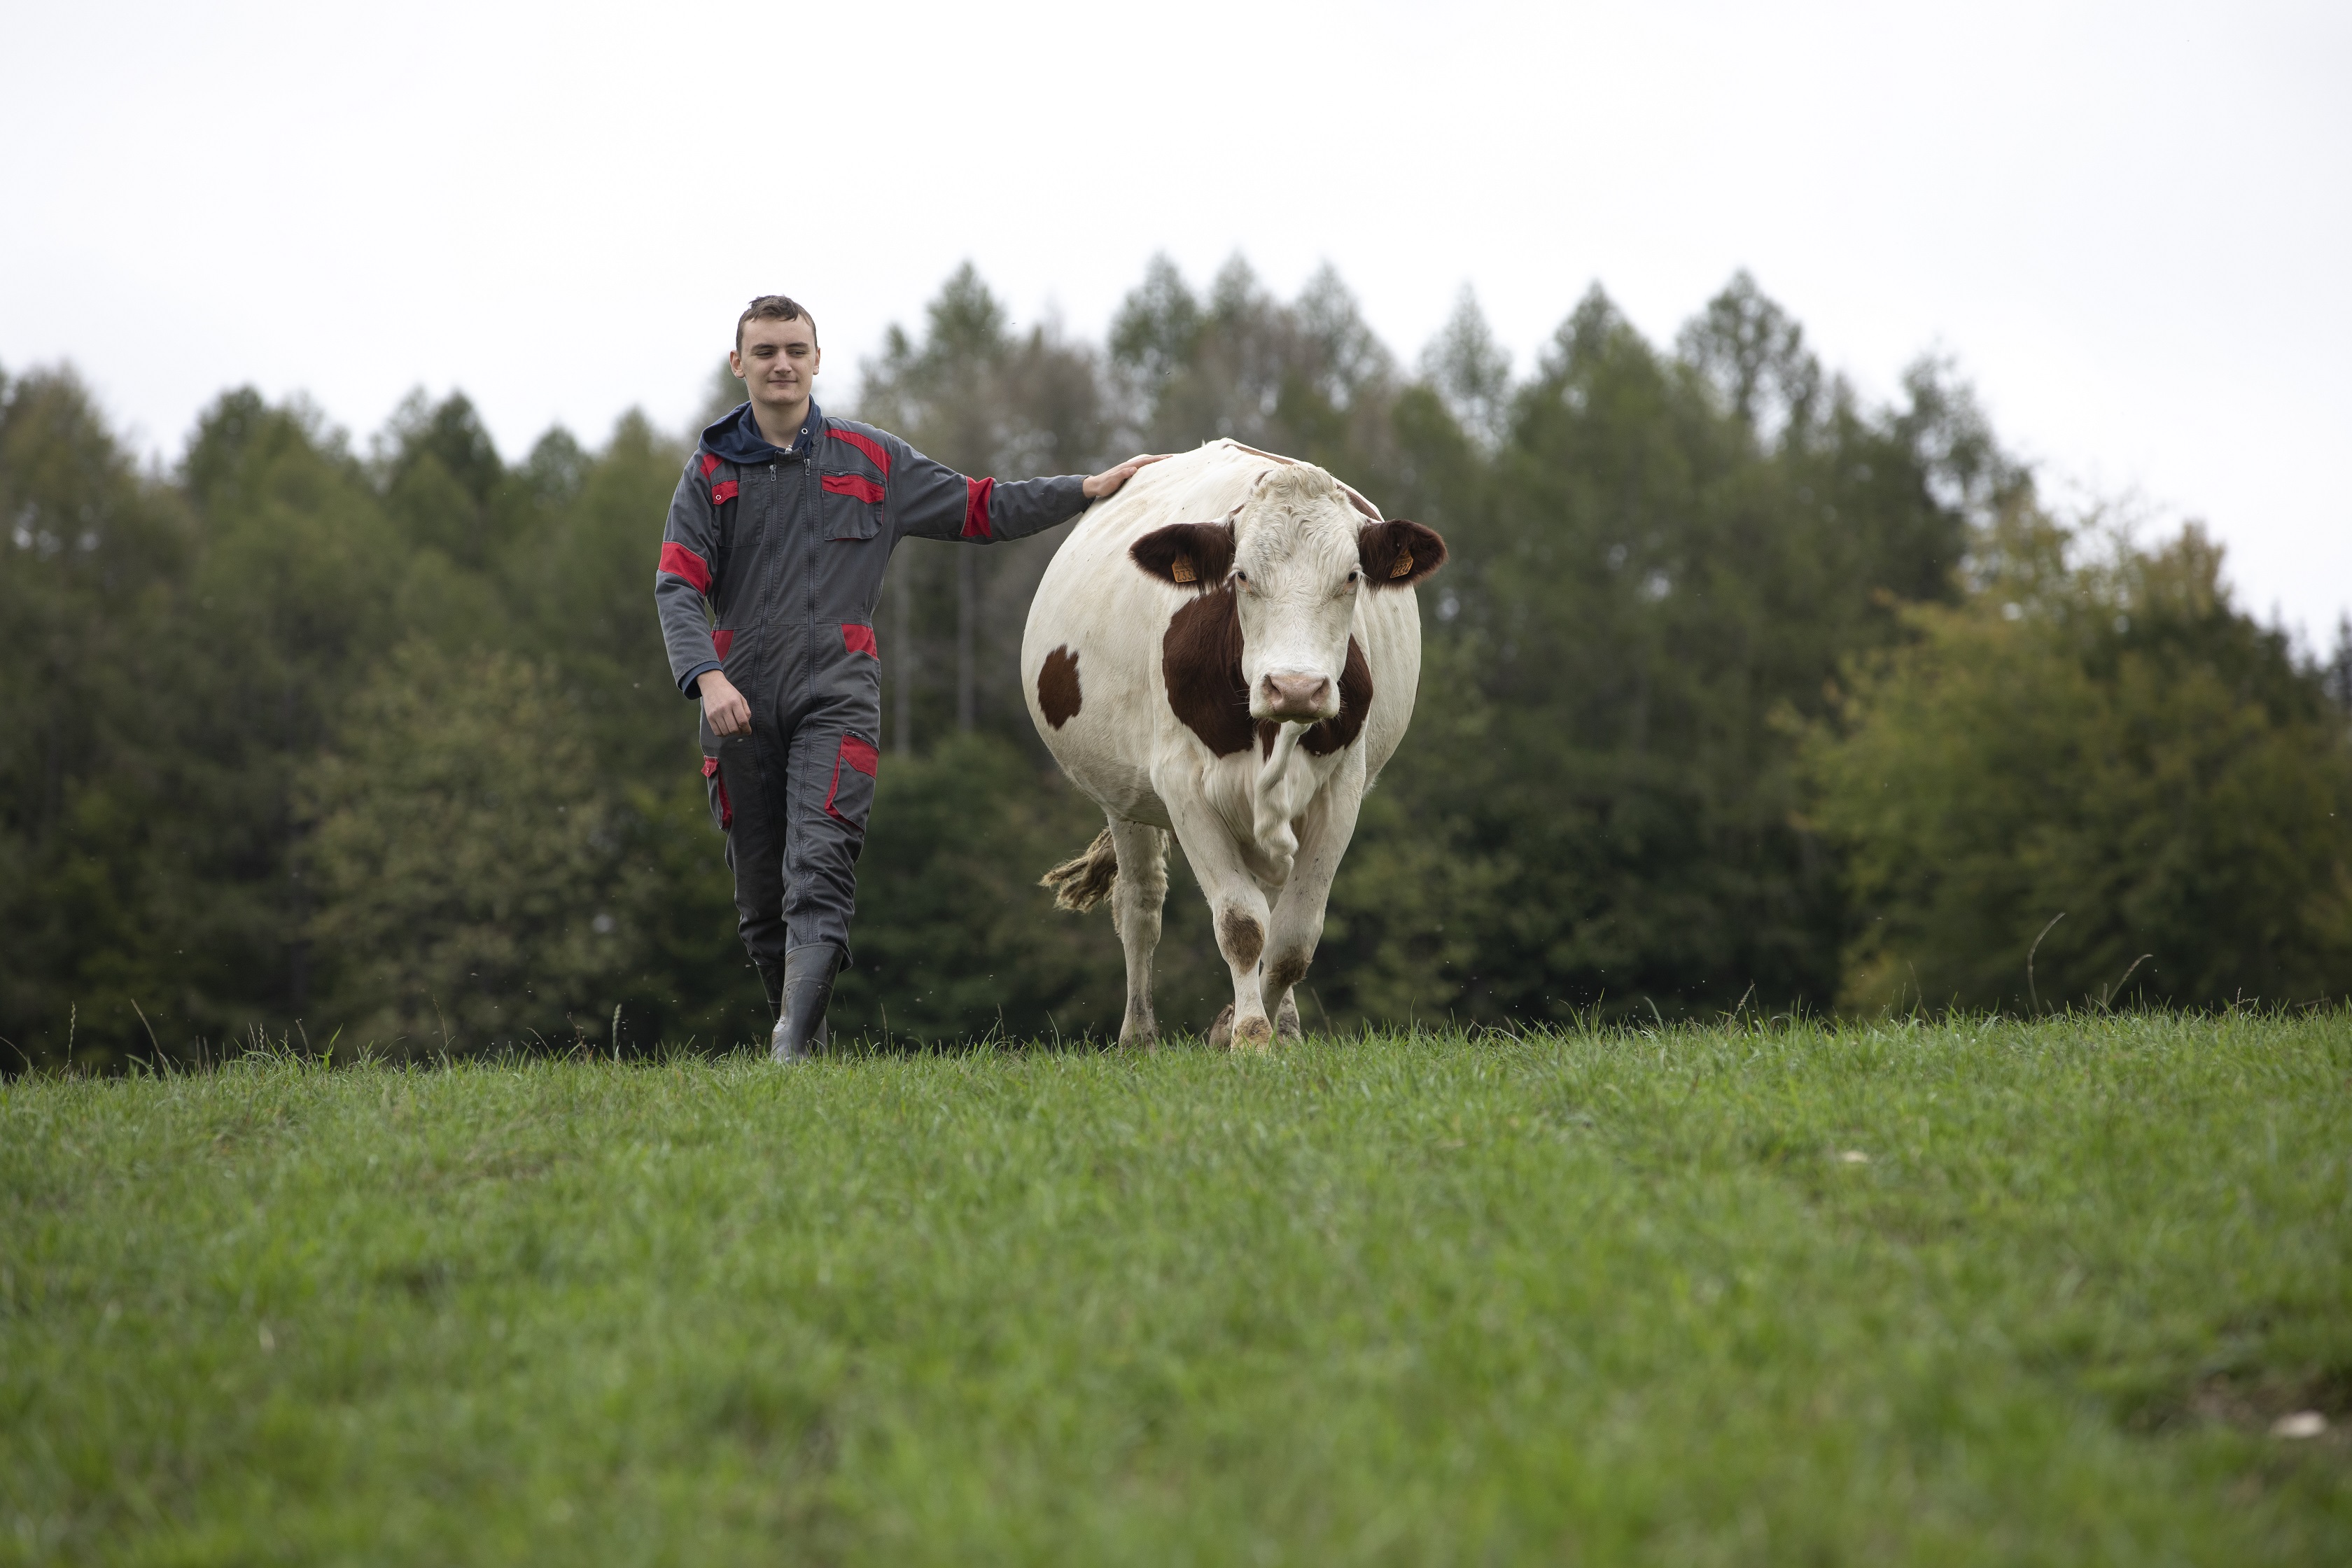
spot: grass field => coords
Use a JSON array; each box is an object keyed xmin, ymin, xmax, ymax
[{"xmin": 4, "ymin": 1014, "xmax": 2349, "ymax": 1565}]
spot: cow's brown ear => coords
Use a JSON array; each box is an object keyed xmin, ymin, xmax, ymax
[
  {"xmin": 1358, "ymin": 519, "xmax": 1447, "ymax": 587},
  {"xmin": 1130, "ymin": 522, "xmax": 1237, "ymax": 590}
]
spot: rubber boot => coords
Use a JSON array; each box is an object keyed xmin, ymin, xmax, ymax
[
  {"xmin": 771, "ymin": 944, "xmax": 841, "ymax": 1063},
  {"xmin": 757, "ymin": 964, "xmax": 785, "ymax": 1027}
]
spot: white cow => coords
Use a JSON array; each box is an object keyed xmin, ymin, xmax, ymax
[{"xmin": 1021, "ymin": 440, "xmax": 1447, "ymax": 1049}]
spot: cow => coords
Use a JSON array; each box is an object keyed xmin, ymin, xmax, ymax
[{"xmin": 1021, "ymin": 440, "xmax": 1447, "ymax": 1049}]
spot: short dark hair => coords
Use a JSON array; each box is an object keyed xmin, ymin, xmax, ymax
[{"xmin": 736, "ymin": 295, "xmax": 818, "ymax": 353}]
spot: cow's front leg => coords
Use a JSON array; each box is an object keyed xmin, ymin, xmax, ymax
[
  {"xmin": 1163, "ymin": 790, "xmax": 1277, "ymax": 1052},
  {"xmin": 1108, "ymin": 819, "xmax": 1168, "ymax": 1047},
  {"xmin": 1263, "ymin": 753, "xmax": 1366, "ymax": 1045}
]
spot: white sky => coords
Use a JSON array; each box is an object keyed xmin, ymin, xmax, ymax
[{"xmin": 5, "ymin": 0, "xmax": 2346, "ymax": 647}]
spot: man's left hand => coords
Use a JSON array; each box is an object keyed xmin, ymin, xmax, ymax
[{"xmin": 1082, "ymin": 454, "xmax": 1169, "ymax": 500}]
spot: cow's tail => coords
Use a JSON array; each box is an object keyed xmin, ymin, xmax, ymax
[{"xmin": 1040, "ymin": 826, "xmax": 1119, "ymax": 913}]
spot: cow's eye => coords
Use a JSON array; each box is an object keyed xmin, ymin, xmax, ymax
[
  {"xmin": 1345, "ymin": 570, "xmax": 1361, "ymax": 584},
  {"xmin": 1233, "ymin": 570, "xmax": 1249, "ymax": 585}
]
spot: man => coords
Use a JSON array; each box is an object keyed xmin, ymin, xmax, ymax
[{"xmin": 655, "ymin": 295, "xmax": 1160, "ymax": 1061}]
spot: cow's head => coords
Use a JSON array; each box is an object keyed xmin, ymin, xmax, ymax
[{"xmin": 1130, "ymin": 465, "xmax": 1445, "ymax": 724}]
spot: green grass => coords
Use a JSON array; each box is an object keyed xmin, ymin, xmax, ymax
[{"xmin": 4, "ymin": 1014, "xmax": 2349, "ymax": 1565}]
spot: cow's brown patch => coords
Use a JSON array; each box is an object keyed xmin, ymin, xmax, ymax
[
  {"xmin": 1301, "ymin": 638, "xmax": 1373, "ymax": 757},
  {"xmin": 1161, "ymin": 589, "xmax": 1253, "ymax": 756},
  {"xmin": 1218, "ymin": 906, "xmax": 1265, "ymax": 971},
  {"xmin": 1163, "ymin": 591, "xmax": 1376, "ymax": 760},
  {"xmin": 1357, "ymin": 519, "xmax": 1448, "ymax": 588},
  {"xmin": 1037, "ymin": 644, "xmax": 1083, "ymax": 729}
]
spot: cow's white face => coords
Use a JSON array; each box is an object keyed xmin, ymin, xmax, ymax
[
  {"xmin": 1127, "ymin": 463, "xmax": 1449, "ymax": 741},
  {"xmin": 1230, "ymin": 498, "xmax": 1363, "ymax": 723}
]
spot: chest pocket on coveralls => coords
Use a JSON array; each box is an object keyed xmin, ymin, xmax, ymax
[{"xmin": 819, "ymin": 471, "xmax": 883, "ymax": 541}]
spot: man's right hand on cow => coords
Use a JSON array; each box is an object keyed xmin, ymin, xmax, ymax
[
  {"xmin": 1082, "ymin": 454, "xmax": 1170, "ymax": 499},
  {"xmin": 698, "ymin": 669, "xmax": 752, "ymax": 736}
]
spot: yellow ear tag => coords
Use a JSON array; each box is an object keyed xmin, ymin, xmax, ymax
[
  {"xmin": 1390, "ymin": 548, "xmax": 1414, "ymax": 579},
  {"xmin": 1172, "ymin": 555, "xmax": 1198, "ymax": 584}
]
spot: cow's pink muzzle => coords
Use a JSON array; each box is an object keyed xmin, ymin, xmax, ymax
[{"xmin": 1256, "ymin": 671, "xmax": 1337, "ymax": 722}]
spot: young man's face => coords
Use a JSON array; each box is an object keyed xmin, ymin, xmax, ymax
[{"xmin": 730, "ymin": 316, "xmax": 822, "ymax": 416}]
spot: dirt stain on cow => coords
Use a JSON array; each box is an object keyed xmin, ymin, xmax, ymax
[
  {"xmin": 1037, "ymin": 644, "xmax": 1083, "ymax": 729},
  {"xmin": 1217, "ymin": 906, "xmax": 1265, "ymax": 972},
  {"xmin": 1265, "ymin": 953, "xmax": 1309, "ymax": 997}
]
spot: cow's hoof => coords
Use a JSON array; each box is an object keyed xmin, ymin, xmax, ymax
[
  {"xmin": 1118, "ymin": 1024, "xmax": 1158, "ymax": 1051},
  {"xmin": 1206, "ymin": 1004, "xmax": 1234, "ymax": 1051},
  {"xmin": 1275, "ymin": 994, "xmax": 1303, "ymax": 1042},
  {"xmin": 1233, "ymin": 1014, "xmax": 1275, "ymax": 1053}
]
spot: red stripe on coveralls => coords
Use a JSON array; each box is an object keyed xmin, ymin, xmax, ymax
[
  {"xmin": 827, "ymin": 427, "xmax": 891, "ymax": 473},
  {"xmin": 841, "ymin": 624, "xmax": 878, "ymax": 658},
  {"xmin": 711, "ymin": 629, "xmax": 734, "ymax": 660},
  {"xmin": 821, "ymin": 472, "xmax": 885, "ymax": 505},
  {"xmin": 659, "ymin": 542, "xmax": 711, "ymax": 592},
  {"xmin": 710, "ymin": 479, "xmax": 739, "ymax": 505},
  {"xmin": 701, "ymin": 756, "xmax": 732, "ymax": 829},
  {"xmin": 961, "ymin": 476, "xmax": 994, "ymax": 539},
  {"xmin": 699, "ymin": 452, "xmax": 722, "ymax": 477}
]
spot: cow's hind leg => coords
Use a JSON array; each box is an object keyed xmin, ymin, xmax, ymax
[{"xmin": 1109, "ymin": 819, "xmax": 1168, "ymax": 1047}]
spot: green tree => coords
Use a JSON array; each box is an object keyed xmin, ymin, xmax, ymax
[
  {"xmin": 1110, "ymin": 254, "xmax": 1399, "ymax": 479},
  {"xmin": 495, "ymin": 408, "xmax": 764, "ymax": 1048},
  {"xmin": 1420, "ymin": 286, "xmax": 1513, "ymax": 450},
  {"xmin": 303, "ymin": 643, "xmax": 636, "ymax": 1054},
  {"xmin": 1, "ymin": 374, "xmax": 426, "ymax": 1065},
  {"xmin": 0, "ymin": 368, "xmax": 196, "ymax": 1065},
  {"xmin": 499, "ymin": 410, "xmax": 697, "ymax": 776},
  {"xmin": 379, "ymin": 390, "xmax": 517, "ymax": 570},
  {"xmin": 1810, "ymin": 515, "xmax": 2352, "ymax": 1011}
]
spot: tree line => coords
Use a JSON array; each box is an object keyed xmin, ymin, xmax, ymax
[{"xmin": 5, "ymin": 260, "xmax": 2349, "ymax": 1068}]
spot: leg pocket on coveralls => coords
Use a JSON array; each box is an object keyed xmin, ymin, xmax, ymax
[{"xmin": 821, "ymin": 734, "xmax": 879, "ymax": 832}]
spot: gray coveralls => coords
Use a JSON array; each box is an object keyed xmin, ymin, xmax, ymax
[{"xmin": 654, "ymin": 399, "xmax": 1088, "ymax": 975}]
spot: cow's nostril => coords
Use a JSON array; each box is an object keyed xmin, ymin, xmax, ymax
[{"xmin": 1261, "ymin": 673, "xmax": 1334, "ymax": 715}]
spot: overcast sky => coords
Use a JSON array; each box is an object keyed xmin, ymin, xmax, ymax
[{"xmin": 6, "ymin": 0, "xmax": 2346, "ymax": 645}]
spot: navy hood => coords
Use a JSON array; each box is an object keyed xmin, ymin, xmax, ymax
[{"xmin": 700, "ymin": 399, "xmax": 821, "ymax": 465}]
